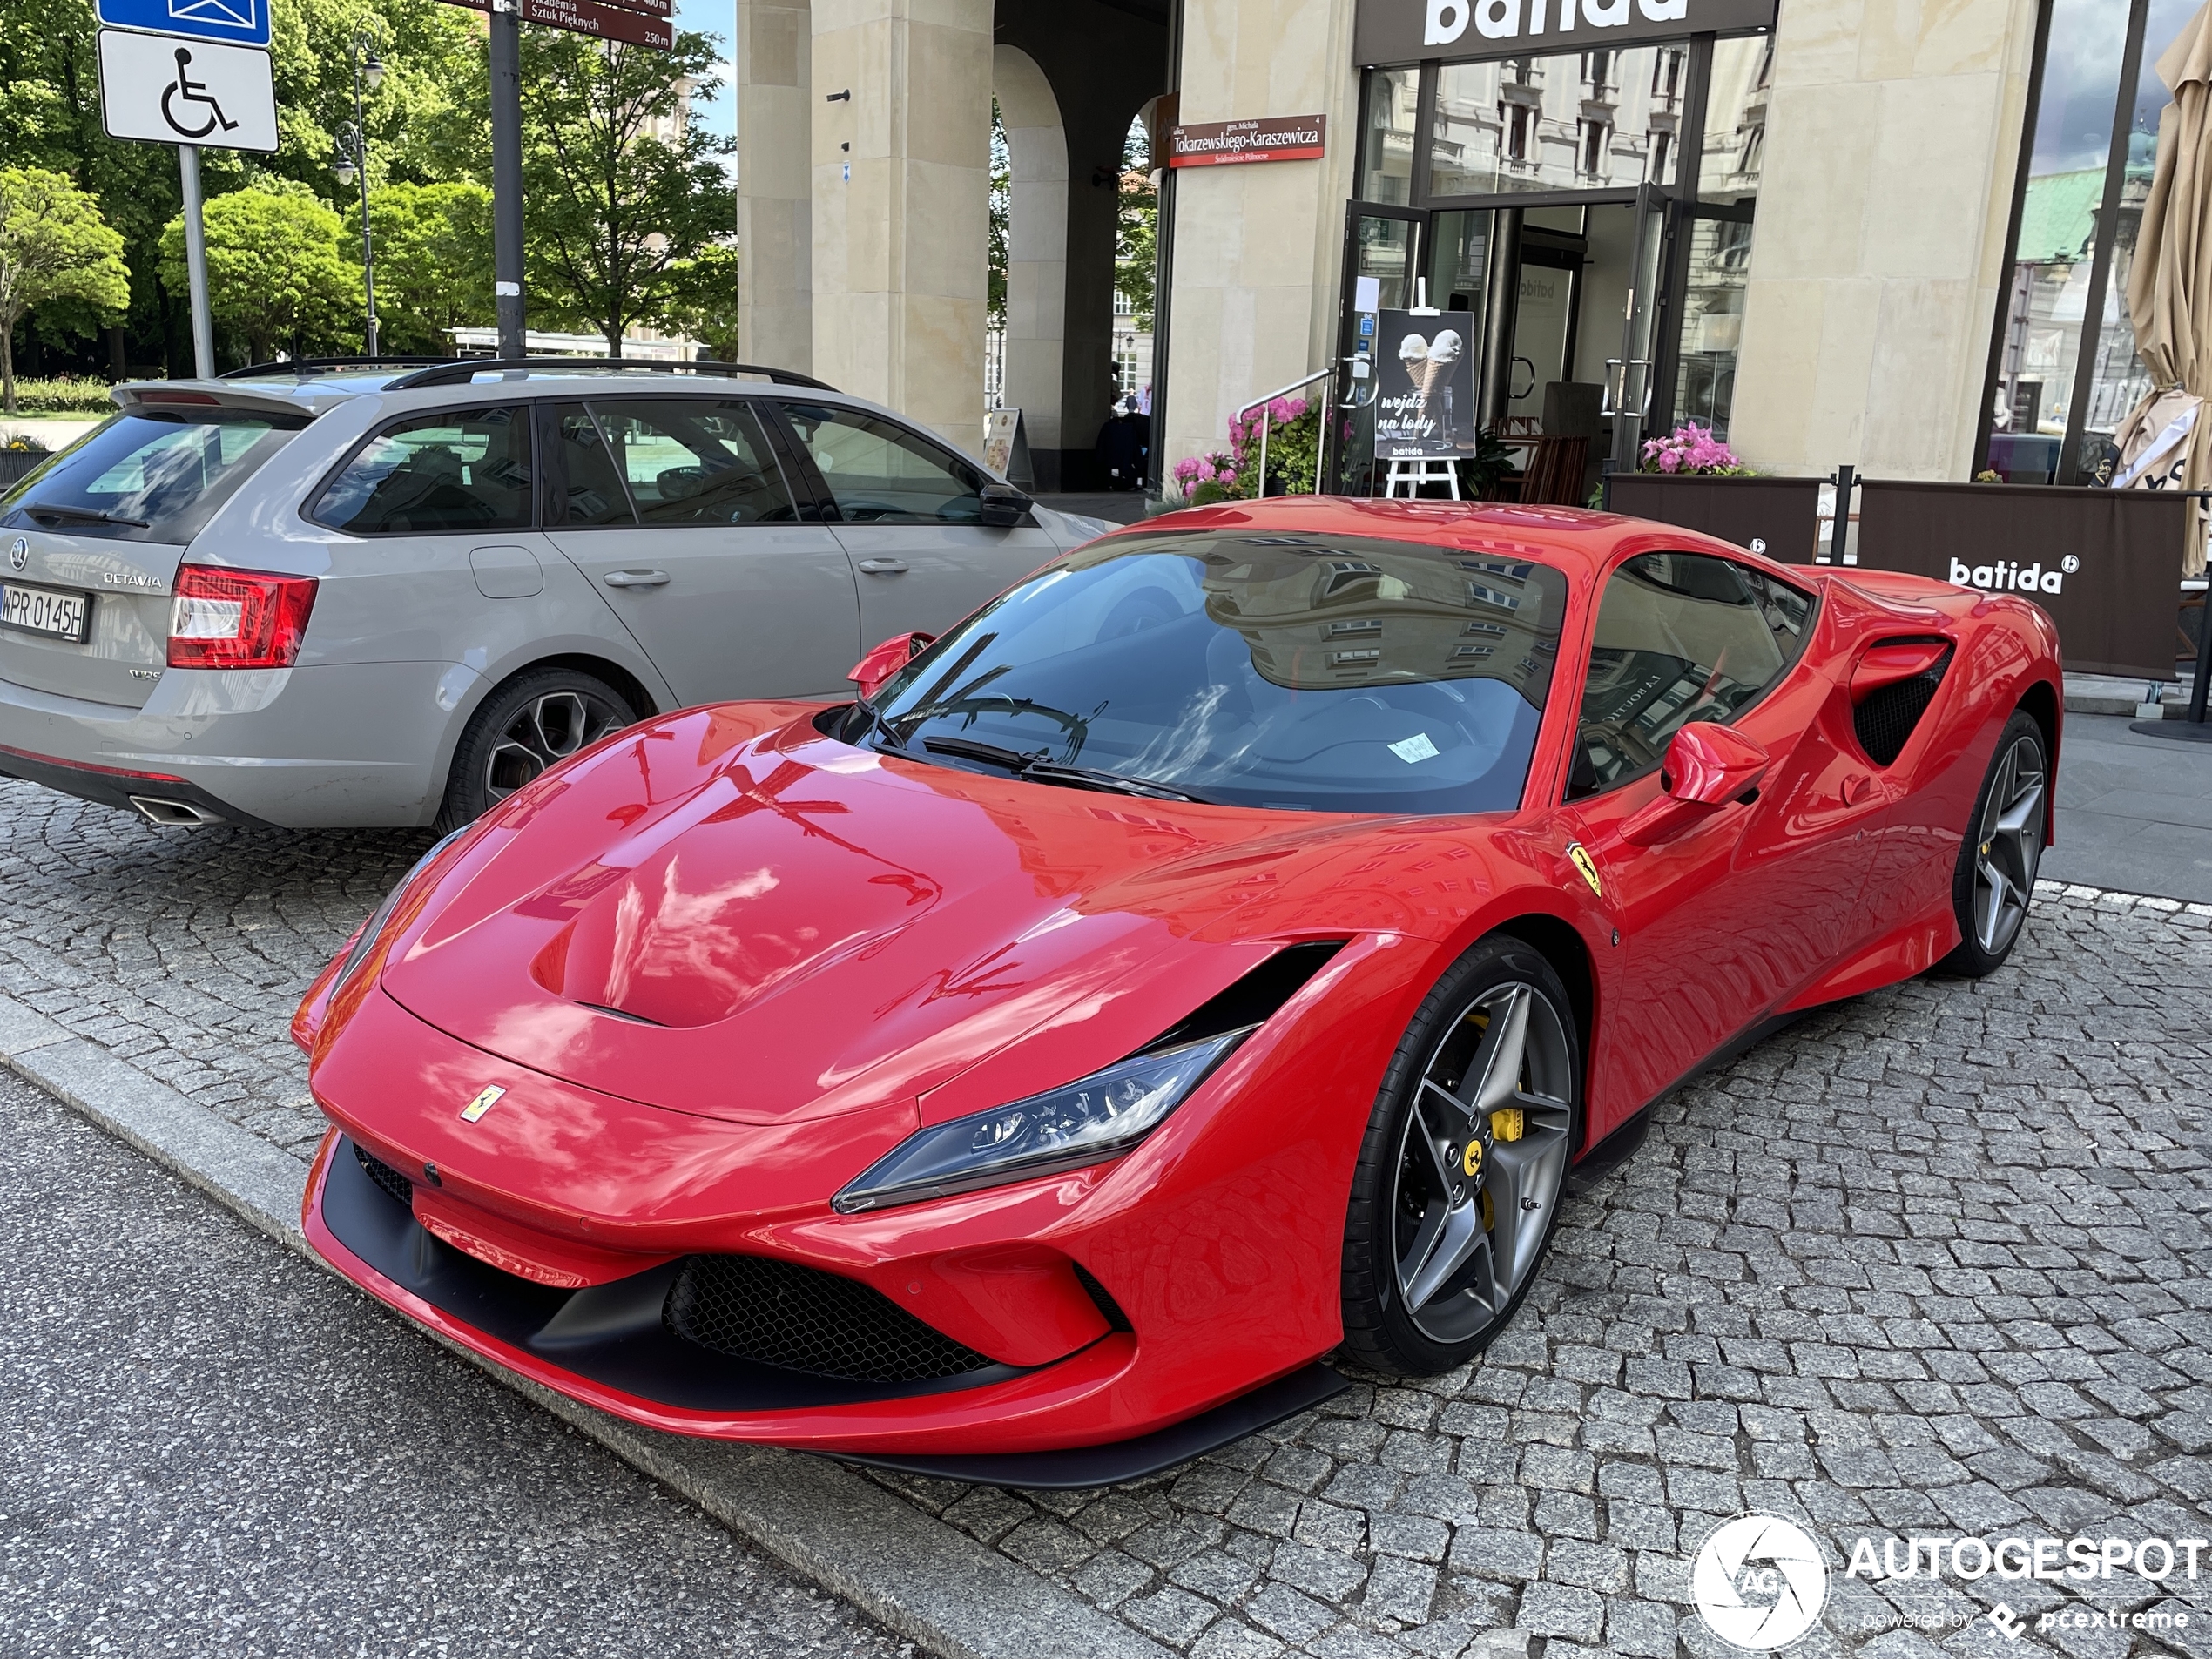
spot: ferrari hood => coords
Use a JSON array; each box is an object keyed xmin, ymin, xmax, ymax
[{"xmin": 378, "ymin": 708, "xmax": 1380, "ymax": 1127}]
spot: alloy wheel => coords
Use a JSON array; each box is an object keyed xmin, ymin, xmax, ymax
[
  {"xmin": 1971, "ymin": 733, "xmax": 2046, "ymax": 956},
  {"xmin": 484, "ymin": 690, "xmax": 626, "ymax": 800},
  {"xmin": 1390, "ymin": 981, "xmax": 1575, "ymax": 1345}
]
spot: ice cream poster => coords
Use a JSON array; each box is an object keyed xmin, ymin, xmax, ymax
[{"xmin": 1373, "ymin": 313, "xmax": 1477, "ymax": 460}]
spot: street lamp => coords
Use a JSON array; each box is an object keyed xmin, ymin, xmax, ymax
[{"xmin": 335, "ymin": 38, "xmax": 386, "ymax": 357}]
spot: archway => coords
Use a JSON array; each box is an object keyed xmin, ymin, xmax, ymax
[{"xmin": 992, "ymin": 46, "xmax": 1069, "ymax": 477}]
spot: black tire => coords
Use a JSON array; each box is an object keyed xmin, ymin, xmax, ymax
[
  {"xmin": 434, "ymin": 668, "xmax": 638, "ymax": 833},
  {"xmin": 1341, "ymin": 935, "xmax": 1583, "ymax": 1376},
  {"xmin": 1935, "ymin": 709, "xmax": 2047, "ymax": 978}
]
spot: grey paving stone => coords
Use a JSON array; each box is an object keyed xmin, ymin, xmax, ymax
[{"xmin": 15, "ymin": 792, "xmax": 2212, "ymax": 1659}]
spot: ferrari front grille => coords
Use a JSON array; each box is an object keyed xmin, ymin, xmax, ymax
[
  {"xmin": 354, "ymin": 1143, "xmax": 415, "ymax": 1208},
  {"xmin": 1853, "ymin": 644, "xmax": 1955, "ymax": 767},
  {"xmin": 664, "ymin": 1255, "xmax": 995, "ymax": 1382}
]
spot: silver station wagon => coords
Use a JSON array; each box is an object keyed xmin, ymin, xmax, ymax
[{"xmin": 0, "ymin": 361, "xmax": 1109, "ymax": 829}]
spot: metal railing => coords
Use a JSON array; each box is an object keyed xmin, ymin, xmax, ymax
[{"xmin": 1236, "ymin": 368, "xmax": 1334, "ymax": 498}]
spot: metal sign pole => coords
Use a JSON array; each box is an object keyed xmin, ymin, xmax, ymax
[
  {"xmin": 177, "ymin": 145, "xmax": 215, "ymax": 378},
  {"xmin": 489, "ymin": 0, "xmax": 526, "ymax": 357}
]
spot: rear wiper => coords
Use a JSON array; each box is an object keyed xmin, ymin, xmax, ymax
[
  {"xmin": 25, "ymin": 504, "xmax": 151, "ymax": 529},
  {"xmin": 921, "ymin": 736, "xmax": 1214, "ymax": 804}
]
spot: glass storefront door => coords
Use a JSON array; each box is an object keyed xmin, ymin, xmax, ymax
[{"xmin": 1335, "ymin": 32, "xmax": 1767, "ymax": 494}]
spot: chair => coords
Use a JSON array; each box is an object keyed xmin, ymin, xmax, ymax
[{"xmin": 1516, "ymin": 435, "xmax": 1589, "ymax": 507}]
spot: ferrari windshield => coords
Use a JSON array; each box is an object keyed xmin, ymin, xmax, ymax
[{"xmin": 849, "ymin": 530, "xmax": 1568, "ymax": 814}]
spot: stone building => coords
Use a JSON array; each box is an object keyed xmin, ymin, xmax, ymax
[{"xmin": 734, "ymin": 0, "xmax": 2188, "ymax": 496}]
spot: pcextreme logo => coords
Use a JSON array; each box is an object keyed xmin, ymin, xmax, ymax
[{"xmin": 1692, "ymin": 1514, "xmax": 1828, "ymax": 1650}]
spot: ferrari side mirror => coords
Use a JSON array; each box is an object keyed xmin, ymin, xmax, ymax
[
  {"xmin": 1620, "ymin": 723, "xmax": 1769, "ymax": 846},
  {"xmin": 848, "ymin": 631, "xmax": 934, "ymax": 699},
  {"xmin": 979, "ymin": 482, "xmax": 1032, "ymax": 528}
]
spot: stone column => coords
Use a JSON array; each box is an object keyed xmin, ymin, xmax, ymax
[
  {"xmin": 995, "ymin": 45, "xmax": 1069, "ymax": 480},
  {"xmin": 1729, "ymin": 0, "xmax": 2040, "ymax": 480},
  {"xmin": 737, "ymin": 0, "xmax": 814, "ymax": 373},
  {"xmin": 811, "ymin": 0, "xmax": 995, "ymax": 456},
  {"xmin": 1160, "ymin": 0, "xmax": 1364, "ymax": 482}
]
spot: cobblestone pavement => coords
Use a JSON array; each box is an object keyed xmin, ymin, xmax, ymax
[{"xmin": 8, "ymin": 773, "xmax": 2212, "ymax": 1657}]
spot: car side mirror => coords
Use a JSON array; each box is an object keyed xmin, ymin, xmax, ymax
[
  {"xmin": 979, "ymin": 481, "xmax": 1032, "ymax": 528},
  {"xmin": 847, "ymin": 631, "xmax": 934, "ymax": 700},
  {"xmin": 1619, "ymin": 723, "xmax": 1769, "ymax": 846}
]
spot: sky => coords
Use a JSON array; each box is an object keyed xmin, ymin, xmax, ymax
[{"xmin": 674, "ymin": 0, "xmax": 735, "ymax": 153}]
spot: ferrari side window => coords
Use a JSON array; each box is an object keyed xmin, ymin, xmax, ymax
[{"xmin": 1568, "ymin": 551, "xmax": 1813, "ymax": 799}]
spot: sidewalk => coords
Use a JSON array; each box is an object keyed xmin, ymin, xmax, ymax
[{"xmin": 2043, "ymin": 711, "xmax": 2212, "ymax": 902}]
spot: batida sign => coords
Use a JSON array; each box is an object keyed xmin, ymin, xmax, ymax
[{"xmin": 1355, "ymin": 0, "xmax": 1777, "ymax": 65}]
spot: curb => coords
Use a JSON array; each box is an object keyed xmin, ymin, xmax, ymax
[{"xmin": 0, "ymin": 993, "xmax": 1166, "ymax": 1659}]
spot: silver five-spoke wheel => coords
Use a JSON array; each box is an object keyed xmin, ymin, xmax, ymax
[
  {"xmin": 1970, "ymin": 731, "xmax": 2045, "ymax": 957},
  {"xmin": 1343, "ymin": 936, "xmax": 1583, "ymax": 1375},
  {"xmin": 1392, "ymin": 981, "xmax": 1574, "ymax": 1344}
]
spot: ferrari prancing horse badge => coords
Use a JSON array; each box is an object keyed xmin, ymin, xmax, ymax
[
  {"xmin": 460, "ymin": 1084, "xmax": 506, "ymax": 1123},
  {"xmin": 1567, "ymin": 842, "xmax": 1603, "ymax": 899}
]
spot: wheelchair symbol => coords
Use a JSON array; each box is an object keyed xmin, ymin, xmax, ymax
[{"xmin": 160, "ymin": 48, "xmax": 239, "ymax": 140}]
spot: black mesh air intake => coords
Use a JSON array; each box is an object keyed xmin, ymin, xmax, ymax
[
  {"xmin": 354, "ymin": 1143, "xmax": 415, "ymax": 1208},
  {"xmin": 664, "ymin": 1255, "xmax": 995, "ymax": 1382},
  {"xmin": 1853, "ymin": 644, "xmax": 1954, "ymax": 767}
]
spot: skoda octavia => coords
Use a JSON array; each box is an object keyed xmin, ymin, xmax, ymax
[
  {"xmin": 0, "ymin": 364, "xmax": 1103, "ymax": 829},
  {"xmin": 293, "ymin": 497, "xmax": 2060, "ymax": 1480}
]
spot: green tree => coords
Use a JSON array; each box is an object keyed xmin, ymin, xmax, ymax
[
  {"xmin": 663, "ymin": 242, "xmax": 742, "ymax": 361},
  {"xmin": 354, "ymin": 180, "xmax": 493, "ymax": 354},
  {"xmin": 160, "ymin": 181, "xmax": 355, "ymax": 366},
  {"xmin": 0, "ymin": 166, "xmax": 129, "ymax": 413},
  {"xmin": 1116, "ymin": 118, "xmax": 1157, "ymax": 332},
  {"xmin": 519, "ymin": 29, "xmax": 737, "ymax": 354}
]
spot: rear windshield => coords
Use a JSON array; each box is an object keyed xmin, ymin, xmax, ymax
[
  {"xmin": 0, "ymin": 409, "xmax": 304, "ymax": 544},
  {"xmin": 849, "ymin": 531, "xmax": 1569, "ymax": 815}
]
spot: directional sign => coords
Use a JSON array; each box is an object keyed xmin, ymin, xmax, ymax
[
  {"xmin": 442, "ymin": 0, "xmax": 672, "ymax": 49},
  {"xmin": 98, "ymin": 29, "xmax": 278, "ymax": 152},
  {"xmin": 96, "ymin": 0, "xmax": 269, "ymax": 50}
]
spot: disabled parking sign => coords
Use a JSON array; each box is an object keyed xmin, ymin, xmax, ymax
[
  {"xmin": 97, "ymin": 28, "xmax": 278, "ymax": 152},
  {"xmin": 96, "ymin": 0, "xmax": 270, "ymax": 49}
]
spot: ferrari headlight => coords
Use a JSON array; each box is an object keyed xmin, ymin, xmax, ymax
[
  {"xmin": 334, "ymin": 826, "xmax": 469, "ymax": 993},
  {"xmin": 832, "ymin": 1028, "xmax": 1250, "ymax": 1214}
]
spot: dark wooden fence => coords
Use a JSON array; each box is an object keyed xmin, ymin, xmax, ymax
[
  {"xmin": 1604, "ymin": 471, "xmax": 2187, "ymax": 682},
  {"xmin": 1605, "ymin": 474, "xmax": 1826, "ymax": 564}
]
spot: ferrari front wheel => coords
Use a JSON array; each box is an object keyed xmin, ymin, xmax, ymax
[{"xmin": 1341, "ymin": 938, "xmax": 1581, "ymax": 1376}]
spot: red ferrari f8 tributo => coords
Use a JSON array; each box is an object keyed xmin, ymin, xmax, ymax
[{"xmin": 294, "ymin": 498, "xmax": 2060, "ymax": 1483}]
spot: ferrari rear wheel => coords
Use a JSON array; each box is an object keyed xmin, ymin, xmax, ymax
[
  {"xmin": 1341, "ymin": 937, "xmax": 1581, "ymax": 1375},
  {"xmin": 1938, "ymin": 710, "xmax": 2047, "ymax": 978}
]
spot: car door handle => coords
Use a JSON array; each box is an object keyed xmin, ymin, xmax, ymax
[
  {"xmin": 1843, "ymin": 773, "xmax": 1876, "ymax": 806},
  {"xmin": 603, "ymin": 570, "xmax": 670, "ymax": 589},
  {"xmin": 857, "ymin": 558, "xmax": 909, "ymax": 575}
]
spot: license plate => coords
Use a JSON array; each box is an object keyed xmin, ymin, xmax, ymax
[{"xmin": 0, "ymin": 582, "xmax": 92, "ymax": 644}]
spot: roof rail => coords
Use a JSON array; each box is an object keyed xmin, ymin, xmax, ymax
[
  {"xmin": 220, "ymin": 356, "xmax": 454, "ymax": 379},
  {"xmin": 384, "ymin": 357, "xmax": 836, "ymax": 392}
]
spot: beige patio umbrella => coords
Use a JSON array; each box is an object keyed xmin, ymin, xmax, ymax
[{"xmin": 2115, "ymin": 0, "xmax": 2212, "ymax": 575}]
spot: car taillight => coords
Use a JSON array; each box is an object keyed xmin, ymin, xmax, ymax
[{"xmin": 168, "ymin": 565, "xmax": 318, "ymax": 670}]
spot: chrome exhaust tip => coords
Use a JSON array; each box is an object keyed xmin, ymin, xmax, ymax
[{"xmin": 128, "ymin": 795, "xmax": 226, "ymax": 827}]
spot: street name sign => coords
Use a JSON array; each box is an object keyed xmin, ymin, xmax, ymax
[
  {"xmin": 96, "ymin": 0, "xmax": 271, "ymax": 50},
  {"xmin": 442, "ymin": 0, "xmax": 673, "ymax": 49},
  {"xmin": 98, "ymin": 28, "xmax": 278, "ymax": 152}
]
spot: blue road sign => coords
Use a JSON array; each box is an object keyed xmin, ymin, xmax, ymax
[{"xmin": 96, "ymin": 0, "xmax": 270, "ymax": 50}]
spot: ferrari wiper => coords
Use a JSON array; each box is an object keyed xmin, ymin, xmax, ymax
[
  {"xmin": 851, "ymin": 698, "xmax": 907, "ymax": 752},
  {"xmin": 921, "ymin": 736, "xmax": 1213, "ymax": 804}
]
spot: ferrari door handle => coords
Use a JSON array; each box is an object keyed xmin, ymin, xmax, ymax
[
  {"xmin": 1843, "ymin": 773, "xmax": 1876, "ymax": 806},
  {"xmin": 857, "ymin": 558, "xmax": 909, "ymax": 576},
  {"xmin": 603, "ymin": 570, "xmax": 670, "ymax": 589}
]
